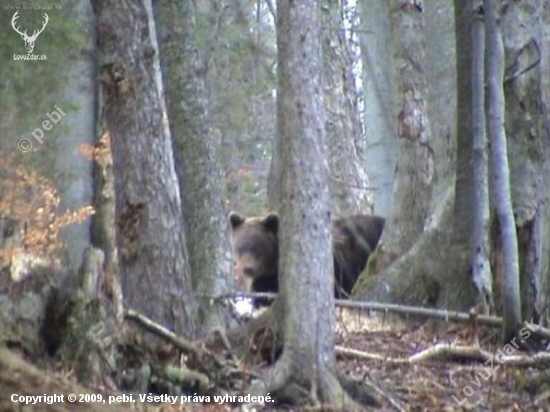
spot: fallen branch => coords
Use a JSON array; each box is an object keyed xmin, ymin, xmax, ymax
[
  {"xmin": 336, "ymin": 345, "xmax": 393, "ymax": 362},
  {"xmin": 408, "ymin": 342, "xmax": 550, "ymax": 366},
  {"xmin": 408, "ymin": 342, "xmax": 491, "ymax": 363},
  {"xmin": 337, "ymin": 340, "xmax": 550, "ymax": 368},
  {"xmin": 125, "ymin": 309, "xmax": 224, "ymax": 369},
  {"xmin": 223, "ymin": 292, "xmax": 550, "ymax": 339}
]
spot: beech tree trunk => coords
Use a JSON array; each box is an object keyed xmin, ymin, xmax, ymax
[
  {"xmin": 484, "ymin": 0, "xmax": 522, "ymax": 342},
  {"xmin": 535, "ymin": 1, "xmax": 550, "ymax": 326},
  {"xmin": 354, "ymin": 1, "xmax": 477, "ymax": 312},
  {"xmin": 153, "ymin": 0, "xmax": 235, "ymax": 338},
  {"xmin": 276, "ymin": 5, "xmax": 335, "ymax": 396},
  {"xmin": 267, "ymin": 129, "xmax": 283, "ymax": 210},
  {"xmin": 471, "ymin": 4, "xmax": 493, "ymax": 311},
  {"xmin": 92, "ymin": 0, "xmax": 197, "ymax": 336},
  {"xmin": 449, "ymin": 0, "xmax": 489, "ymax": 310},
  {"xmin": 369, "ymin": 0, "xmax": 435, "ymax": 274},
  {"xmin": 500, "ymin": 0, "xmax": 550, "ymax": 326},
  {"xmin": 250, "ymin": 0, "xmax": 376, "ymax": 407},
  {"xmin": 453, "ymin": 0, "xmax": 475, "ymax": 250},
  {"xmin": 55, "ymin": 0, "xmax": 96, "ymax": 270},
  {"xmin": 321, "ymin": 0, "xmax": 371, "ymax": 215},
  {"xmin": 359, "ymin": 0, "xmax": 396, "ymax": 216}
]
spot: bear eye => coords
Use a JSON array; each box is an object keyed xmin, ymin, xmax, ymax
[{"xmin": 243, "ymin": 267, "xmax": 255, "ymax": 277}]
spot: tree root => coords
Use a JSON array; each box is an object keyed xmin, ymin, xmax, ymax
[
  {"xmin": 245, "ymin": 350, "xmax": 380, "ymax": 409},
  {"xmin": 354, "ymin": 188, "xmax": 477, "ymax": 312}
]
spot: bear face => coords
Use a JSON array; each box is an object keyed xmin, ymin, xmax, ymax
[
  {"xmin": 228, "ymin": 211, "xmax": 385, "ymax": 305},
  {"xmin": 229, "ymin": 212, "xmax": 279, "ymax": 304}
]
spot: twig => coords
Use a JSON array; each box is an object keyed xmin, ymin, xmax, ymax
[
  {"xmin": 504, "ymin": 39, "xmax": 541, "ymax": 85},
  {"xmin": 125, "ymin": 308, "xmax": 223, "ymax": 368},
  {"xmin": 336, "ymin": 345, "xmax": 393, "ymax": 362},
  {"xmin": 364, "ymin": 381, "xmax": 406, "ymax": 412}
]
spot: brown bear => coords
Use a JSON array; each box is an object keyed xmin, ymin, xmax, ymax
[{"xmin": 229, "ymin": 211, "xmax": 385, "ymax": 305}]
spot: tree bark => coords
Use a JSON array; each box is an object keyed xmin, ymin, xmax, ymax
[
  {"xmin": 500, "ymin": 0, "xmax": 550, "ymax": 326},
  {"xmin": 454, "ymin": 0, "xmax": 476, "ymax": 248},
  {"xmin": 537, "ymin": 0, "xmax": 550, "ymax": 326},
  {"xmin": 471, "ymin": 4, "xmax": 493, "ymax": 311},
  {"xmin": 267, "ymin": 128, "xmax": 283, "ymax": 210},
  {"xmin": 321, "ymin": 0, "xmax": 371, "ymax": 215},
  {"xmin": 92, "ymin": 0, "xmax": 197, "ymax": 336},
  {"xmin": 152, "ymin": 0, "xmax": 235, "ymax": 338},
  {"xmin": 91, "ymin": 126, "xmax": 123, "ymax": 323},
  {"xmin": 425, "ymin": 0, "xmax": 459, "ymax": 200},
  {"xmin": 54, "ymin": 0, "xmax": 96, "ymax": 270},
  {"xmin": 359, "ymin": 0, "xmax": 397, "ymax": 216},
  {"xmin": 250, "ymin": 0, "xmax": 376, "ymax": 407},
  {"xmin": 484, "ymin": 0, "xmax": 522, "ymax": 342},
  {"xmin": 354, "ymin": 1, "xmax": 477, "ymax": 312},
  {"xmin": 368, "ymin": 0, "xmax": 435, "ymax": 273}
]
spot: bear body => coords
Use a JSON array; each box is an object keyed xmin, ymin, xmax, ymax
[
  {"xmin": 229, "ymin": 212, "xmax": 385, "ymax": 305},
  {"xmin": 331, "ymin": 214, "xmax": 385, "ymax": 298}
]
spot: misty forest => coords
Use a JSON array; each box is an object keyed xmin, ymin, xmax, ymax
[{"xmin": 1, "ymin": 0, "xmax": 550, "ymax": 410}]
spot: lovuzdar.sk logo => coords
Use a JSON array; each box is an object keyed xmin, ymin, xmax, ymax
[{"xmin": 11, "ymin": 11, "xmax": 49, "ymax": 55}]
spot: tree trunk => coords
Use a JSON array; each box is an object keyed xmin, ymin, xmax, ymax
[
  {"xmin": 448, "ymin": 0, "xmax": 489, "ymax": 310},
  {"xmin": 368, "ymin": 0, "xmax": 435, "ymax": 273},
  {"xmin": 471, "ymin": 4, "xmax": 493, "ymax": 311},
  {"xmin": 54, "ymin": 0, "xmax": 96, "ymax": 270},
  {"xmin": 500, "ymin": 0, "xmax": 550, "ymax": 326},
  {"xmin": 250, "ymin": 0, "xmax": 376, "ymax": 407},
  {"xmin": 90, "ymin": 129, "xmax": 123, "ymax": 323},
  {"xmin": 321, "ymin": 0, "xmax": 371, "ymax": 215},
  {"xmin": 484, "ymin": 0, "xmax": 522, "ymax": 342},
  {"xmin": 354, "ymin": 1, "xmax": 477, "ymax": 312},
  {"xmin": 537, "ymin": 1, "xmax": 550, "ymax": 327},
  {"xmin": 453, "ymin": 0, "xmax": 476, "ymax": 249},
  {"xmin": 152, "ymin": 0, "xmax": 235, "ymax": 338},
  {"xmin": 267, "ymin": 0, "xmax": 283, "ymax": 211},
  {"xmin": 267, "ymin": 137, "xmax": 283, "ymax": 210},
  {"xmin": 359, "ymin": 0, "xmax": 397, "ymax": 216},
  {"xmin": 92, "ymin": 0, "xmax": 197, "ymax": 336},
  {"xmin": 425, "ymin": 0, "xmax": 458, "ymax": 197}
]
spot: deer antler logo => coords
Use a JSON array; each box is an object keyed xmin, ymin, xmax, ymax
[{"xmin": 11, "ymin": 11, "xmax": 49, "ymax": 54}]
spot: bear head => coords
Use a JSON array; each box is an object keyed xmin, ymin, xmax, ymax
[{"xmin": 228, "ymin": 212, "xmax": 279, "ymax": 297}]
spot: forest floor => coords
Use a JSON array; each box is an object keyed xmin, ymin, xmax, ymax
[
  {"xmin": 333, "ymin": 310, "xmax": 548, "ymax": 411},
  {"xmin": 3, "ymin": 307, "xmax": 548, "ymax": 411},
  {"xmin": 141, "ymin": 307, "xmax": 550, "ymax": 411}
]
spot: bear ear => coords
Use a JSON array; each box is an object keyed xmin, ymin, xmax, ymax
[
  {"xmin": 229, "ymin": 212, "xmax": 245, "ymax": 229},
  {"xmin": 263, "ymin": 212, "xmax": 279, "ymax": 234}
]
